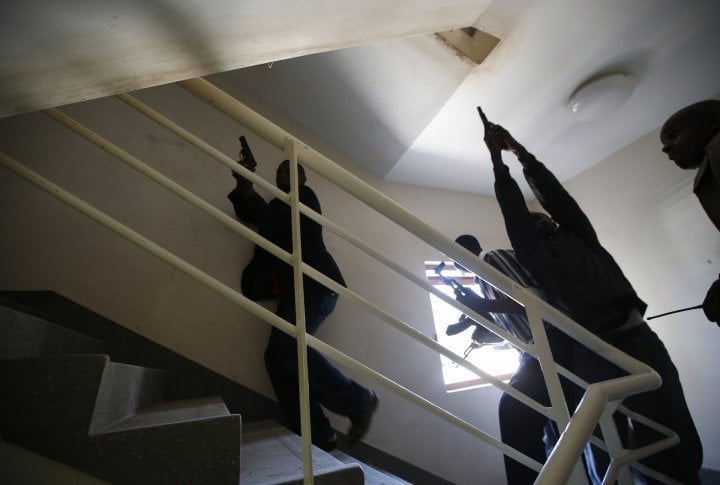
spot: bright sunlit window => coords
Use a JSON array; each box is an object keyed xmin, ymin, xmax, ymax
[{"xmin": 426, "ymin": 261, "xmax": 520, "ymax": 392}]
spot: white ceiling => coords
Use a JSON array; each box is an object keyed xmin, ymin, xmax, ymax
[
  {"xmin": 2, "ymin": 0, "xmax": 719, "ymax": 196},
  {"xmin": 214, "ymin": 0, "xmax": 720, "ymax": 195}
]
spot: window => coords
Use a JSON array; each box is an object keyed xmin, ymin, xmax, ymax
[{"xmin": 426, "ymin": 261, "xmax": 520, "ymax": 392}]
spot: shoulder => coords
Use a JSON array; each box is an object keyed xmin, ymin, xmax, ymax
[
  {"xmin": 299, "ymin": 185, "xmax": 318, "ymax": 197},
  {"xmin": 484, "ymin": 249, "xmax": 537, "ymax": 286},
  {"xmin": 300, "ymin": 185, "xmax": 317, "ymax": 197},
  {"xmin": 700, "ymin": 132, "xmax": 720, "ymax": 186},
  {"xmin": 709, "ymin": 132, "xmax": 720, "ymax": 167},
  {"xmin": 299, "ymin": 185, "xmax": 321, "ymax": 208},
  {"xmin": 709, "ymin": 132, "xmax": 720, "ymax": 152},
  {"xmin": 483, "ymin": 249, "xmax": 517, "ymax": 264}
]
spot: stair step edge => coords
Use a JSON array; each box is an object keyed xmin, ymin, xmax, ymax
[
  {"xmin": 96, "ymin": 396, "xmax": 231, "ymax": 434},
  {"xmin": 330, "ymin": 449, "xmax": 412, "ymax": 485},
  {"xmin": 90, "ymin": 360, "xmax": 167, "ymax": 433}
]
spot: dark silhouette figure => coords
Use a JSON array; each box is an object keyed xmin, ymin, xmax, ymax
[
  {"xmin": 453, "ymin": 235, "xmax": 593, "ymax": 484},
  {"xmin": 480, "ymin": 112, "xmax": 703, "ymax": 484},
  {"xmin": 661, "ymin": 99, "xmax": 720, "ymax": 324},
  {"xmin": 228, "ymin": 148, "xmax": 377, "ymax": 451}
]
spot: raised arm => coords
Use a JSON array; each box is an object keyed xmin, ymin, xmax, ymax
[
  {"xmin": 479, "ymin": 109, "xmax": 600, "ymax": 248},
  {"xmin": 227, "ymin": 140, "xmax": 269, "ymax": 226},
  {"xmin": 482, "ymin": 120, "xmax": 543, "ymax": 269},
  {"xmin": 520, "ymin": 154, "xmax": 600, "ymax": 248}
]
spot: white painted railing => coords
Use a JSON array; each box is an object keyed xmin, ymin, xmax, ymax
[{"xmin": 0, "ymin": 76, "xmax": 680, "ymax": 485}]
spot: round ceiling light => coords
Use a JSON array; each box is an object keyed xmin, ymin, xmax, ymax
[{"xmin": 567, "ymin": 72, "xmax": 636, "ymax": 121}]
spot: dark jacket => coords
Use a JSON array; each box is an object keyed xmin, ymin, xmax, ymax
[
  {"xmin": 228, "ymin": 184, "xmax": 345, "ymax": 301},
  {"xmin": 493, "ymin": 156, "xmax": 646, "ymax": 334}
]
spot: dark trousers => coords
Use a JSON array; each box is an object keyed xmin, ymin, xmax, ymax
[
  {"xmin": 499, "ymin": 333, "xmax": 596, "ymax": 485},
  {"xmin": 499, "ymin": 353, "xmax": 554, "ymax": 484},
  {"xmin": 576, "ymin": 324, "xmax": 702, "ymax": 484},
  {"xmin": 264, "ymin": 292, "xmax": 370, "ymax": 443}
]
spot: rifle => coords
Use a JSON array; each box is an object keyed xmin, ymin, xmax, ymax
[
  {"xmin": 436, "ymin": 254, "xmax": 508, "ymax": 358},
  {"xmin": 238, "ymin": 135, "xmax": 257, "ymax": 172},
  {"xmin": 458, "ymin": 323, "xmax": 506, "ymax": 360},
  {"xmin": 435, "ymin": 261, "xmax": 473, "ymax": 336},
  {"xmin": 435, "ymin": 261, "xmax": 495, "ymax": 337},
  {"xmin": 434, "ymin": 261, "xmax": 472, "ymax": 299}
]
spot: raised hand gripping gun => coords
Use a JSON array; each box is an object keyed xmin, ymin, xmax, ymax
[
  {"xmin": 477, "ymin": 105, "xmax": 490, "ymax": 127},
  {"xmin": 238, "ymin": 135, "xmax": 257, "ymax": 172},
  {"xmin": 477, "ymin": 105, "xmax": 501, "ymax": 139},
  {"xmin": 477, "ymin": 106, "xmax": 498, "ymax": 141}
]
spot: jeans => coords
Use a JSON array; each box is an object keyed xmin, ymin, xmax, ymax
[{"xmin": 264, "ymin": 291, "xmax": 370, "ymax": 443}]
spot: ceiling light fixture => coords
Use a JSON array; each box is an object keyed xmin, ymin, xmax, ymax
[{"xmin": 567, "ymin": 72, "xmax": 636, "ymax": 121}]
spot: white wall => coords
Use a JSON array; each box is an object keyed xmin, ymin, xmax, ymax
[
  {"xmin": 1, "ymin": 80, "xmax": 717, "ymax": 484},
  {"xmin": 0, "ymin": 83, "xmax": 511, "ymax": 485}
]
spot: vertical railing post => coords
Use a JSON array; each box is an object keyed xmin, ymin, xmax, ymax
[
  {"xmin": 524, "ymin": 298, "xmax": 588, "ymax": 484},
  {"xmin": 285, "ymin": 138, "xmax": 314, "ymax": 484},
  {"xmin": 597, "ymin": 402, "xmax": 634, "ymax": 484}
]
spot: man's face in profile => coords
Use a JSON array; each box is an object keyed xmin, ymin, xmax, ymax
[
  {"xmin": 661, "ymin": 116, "xmax": 715, "ymax": 170},
  {"xmin": 275, "ymin": 161, "xmax": 306, "ymax": 193},
  {"xmin": 276, "ymin": 162, "xmax": 291, "ymax": 192}
]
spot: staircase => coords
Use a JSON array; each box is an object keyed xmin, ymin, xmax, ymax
[{"xmin": 0, "ymin": 296, "xmax": 408, "ymax": 484}]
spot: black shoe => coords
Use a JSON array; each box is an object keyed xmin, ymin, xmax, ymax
[
  {"xmin": 314, "ymin": 432, "xmax": 337, "ymax": 452},
  {"xmin": 348, "ymin": 390, "xmax": 378, "ymax": 446}
]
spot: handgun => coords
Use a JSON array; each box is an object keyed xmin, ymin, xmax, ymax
[
  {"xmin": 477, "ymin": 106, "xmax": 491, "ymax": 129},
  {"xmin": 238, "ymin": 135, "xmax": 257, "ymax": 172}
]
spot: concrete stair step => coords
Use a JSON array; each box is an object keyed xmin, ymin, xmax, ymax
[
  {"xmin": 0, "ymin": 354, "xmax": 114, "ymax": 452},
  {"xmin": 0, "ymin": 354, "xmax": 167, "ymax": 439},
  {"xmin": 0, "ymin": 298, "xmax": 421, "ymax": 484},
  {"xmin": 90, "ymin": 359, "xmax": 166, "ymax": 432},
  {"xmin": 87, "ymin": 413, "xmax": 241, "ymax": 485},
  {"xmin": 1, "ymin": 438, "xmax": 110, "ymax": 485},
  {"xmin": 241, "ymin": 420, "xmax": 363, "ymax": 484},
  {"xmin": 0, "ymin": 353, "xmax": 242, "ymax": 484},
  {"xmin": 330, "ymin": 449, "xmax": 412, "ymax": 485},
  {"xmin": 0, "ymin": 303, "xmax": 108, "ymax": 359},
  {"xmin": 100, "ymin": 395, "xmax": 230, "ymax": 433}
]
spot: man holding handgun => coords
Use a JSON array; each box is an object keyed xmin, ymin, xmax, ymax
[
  {"xmin": 479, "ymin": 109, "xmax": 702, "ymax": 484},
  {"xmin": 227, "ymin": 136, "xmax": 377, "ymax": 451},
  {"xmin": 447, "ymin": 234, "xmax": 577, "ymax": 485}
]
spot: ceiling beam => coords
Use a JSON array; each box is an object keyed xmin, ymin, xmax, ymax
[{"xmin": 0, "ymin": 0, "xmax": 491, "ymax": 118}]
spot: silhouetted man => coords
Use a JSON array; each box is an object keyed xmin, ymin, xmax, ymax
[
  {"xmin": 228, "ymin": 153, "xmax": 377, "ymax": 451},
  {"xmin": 661, "ymin": 99, "xmax": 720, "ymax": 324},
  {"xmin": 481, "ymin": 115, "xmax": 703, "ymax": 484},
  {"xmin": 453, "ymin": 234, "xmax": 594, "ymax": 484}
]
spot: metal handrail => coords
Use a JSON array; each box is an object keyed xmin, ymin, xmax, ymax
[
  {"xmin": 0, "ymin": 75, "xmax": 680, "ymax": 484},
  {"xmin": 178, "ymin": 77, "xmax": 677, "ymax": 482},
  {"xmin": 33, "ymin": 106, "xmax": 548, "ymax": 467},
  {"xmin": 0, "ymin": 149, "xmax": 541, "ymax": 473},
  {"xmin": 108, "ymin": 92, "xmax": 540, "ymax": 404}
]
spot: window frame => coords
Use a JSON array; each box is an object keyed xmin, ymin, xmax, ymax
[{"xmin": 425, "ymin": 260, "xmax": 520, "ymax": 392}]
